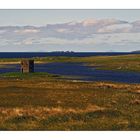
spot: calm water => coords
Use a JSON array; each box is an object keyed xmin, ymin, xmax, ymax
[
  {"xmin": 0, "ymin": 62, "xmax": 140, "ymax": 83},
  {"xmin": 0, "ymin": 52, "xmax": 139, "ymax": 58}
]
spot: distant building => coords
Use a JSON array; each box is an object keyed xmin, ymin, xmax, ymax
[{"xmin": 21, "ymin": 60, "xmax": 34, "ymax": 73}]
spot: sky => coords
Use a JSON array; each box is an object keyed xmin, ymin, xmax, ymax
[
  {"xmin": 0, "ymin": 10, "xmax": 140, "ymax": 26},
  {"xmin": 0, "ymin": 10, "xmax": 140, "ymax": 52}
]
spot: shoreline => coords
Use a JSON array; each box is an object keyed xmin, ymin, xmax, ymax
[{"xmin": 0, "ymin": 61, "xmax": 47, "ymax": 65}]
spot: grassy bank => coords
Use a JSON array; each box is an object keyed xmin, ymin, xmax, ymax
[
  {"xmin": 0, "ymin": 72, "xmax": 60, "ymax": 79},
  {"xmin": 0, "ymin": 54, "xmax": 140, "ymax": 72},
  {"xmin": 78, "ymin": 54, "xmax": 140, "ymax": 72},
  {"xmin": 0, "ymin": 75, "xmax": 139, "ymax": 130}
]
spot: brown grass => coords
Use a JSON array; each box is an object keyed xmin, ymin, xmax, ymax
[{"xmin": 0, "ymin": 77, "xmax": 139, "ymax": 130}]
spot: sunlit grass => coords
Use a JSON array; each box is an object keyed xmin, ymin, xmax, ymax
[{"xmin": 0, "ymin": 76, "xmax": 139, "ymax": 130}]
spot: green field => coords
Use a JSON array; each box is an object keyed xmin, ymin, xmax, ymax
[
  {"xmin": 0, "ymin": 54, "xmax": 140, "ymax": 130},
  {"xmin": 1, "ymin": 54, "xmax": 140, "ymax": 72}
]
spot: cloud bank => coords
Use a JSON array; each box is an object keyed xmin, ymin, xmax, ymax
[{"xmin": 0, "ymin": 18, "xmax": 140, "ymax": 52}]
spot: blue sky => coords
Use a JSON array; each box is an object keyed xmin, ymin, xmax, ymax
[
  {"xmin": 0, "ymin": 10, "xmax": 140, "ymax": 26},
  {"xmin": 0, "ymin": 10, "xmax": 140, "ymax": 52}
]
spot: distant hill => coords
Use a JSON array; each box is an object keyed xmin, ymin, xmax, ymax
[{"xmin": 132, "ymin": 50, "xmax": 140, "ymax": 53}]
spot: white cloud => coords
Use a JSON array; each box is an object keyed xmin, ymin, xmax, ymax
[
  {"xmin": 0, "ymin": 30, "xmax": 6, "ymax": 34},
  {"xmin": 0, "ymin": 18, "xmax": 140, "ymax": 51},
  {"xmin": 14, "ymin": 29, "xmax": 40, "ymax": 34},
  {"xmin": 97, "ymin": 24, "xmax": 132, "ymax": 33},
  {"xmin": 81, "ymin": 18, "xmax": 126, "ymax": 27},
  {"xmin": 23, "ymin": 40, "xmax": 33, "ymax": 45},
  {"xmin": 56, "ymin": 28, "xmax": 70, "ymax": 33}
]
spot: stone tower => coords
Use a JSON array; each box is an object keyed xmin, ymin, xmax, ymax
[{"xmin": 21, "ymin": 60, "xmax": 34, "ymax": 73}]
